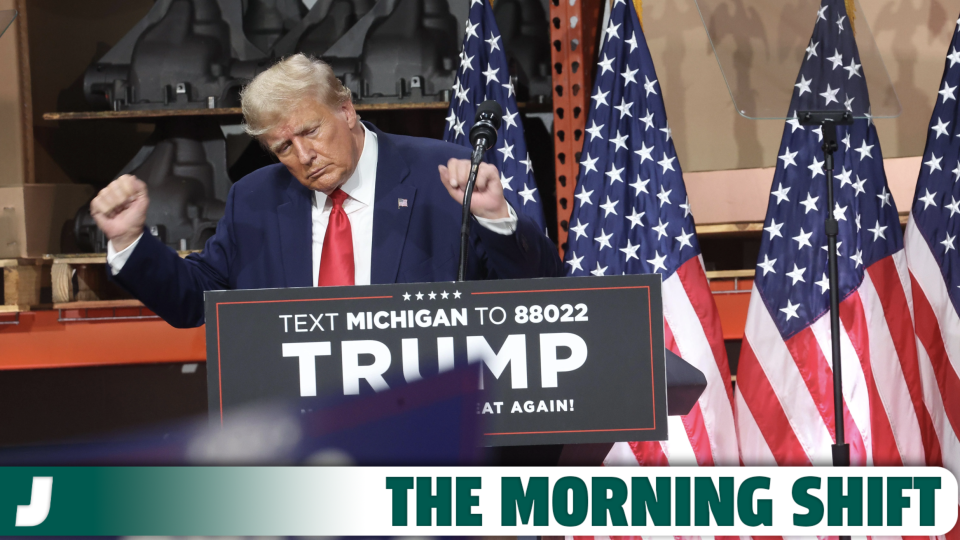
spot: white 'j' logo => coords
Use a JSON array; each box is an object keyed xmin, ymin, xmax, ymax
[{"xmin": 15, "ymin": 477, "xmax": 52, "ymax": 527}]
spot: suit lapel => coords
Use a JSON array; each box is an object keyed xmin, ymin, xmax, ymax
[
  {"xmin": 277, "ymin": 178, "xmax": 314, "ymax": 288},
  {"xmin": 368, "ymin": 123, "xmax": 416, "ymax": 284}
]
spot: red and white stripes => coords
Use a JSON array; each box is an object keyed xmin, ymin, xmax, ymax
[
  {"xmin": 588, "ymin": 227, "xmax": 957, "ymax": 538},
  {"xmin": 735, "ymin": 244, "xmax": 953, "ymax": 473},
  {"xmin": 605, "ymin": 257, "xmax": 739, "ymax": 467},
  {"xmin": 904, "ymin": 219, "xmax": 960, "ymax": 481}
]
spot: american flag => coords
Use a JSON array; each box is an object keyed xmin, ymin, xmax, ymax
[
  {"xmin": 903, "ymin": 9, "xmax": 960, "ymax": 517},
  {"xmin": 563, "ymin": 0, "xmax": 738, "ymax": 466},
  {"xmin": 735, "ymin": 0, "xmax": 948, "ymax": 473},
  {"xmin": 443, "ymin": 0, "xmax": 546, "ymax": 229}
]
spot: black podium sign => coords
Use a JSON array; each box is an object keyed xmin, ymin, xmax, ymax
[{"xmin": 205, "ymin": 275, "xmax": 667, "ymax": 446}]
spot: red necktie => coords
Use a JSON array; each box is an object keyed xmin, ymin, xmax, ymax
[{"xmin": 317, "ymin": 188, "xmax": 355, "ymax": 286}]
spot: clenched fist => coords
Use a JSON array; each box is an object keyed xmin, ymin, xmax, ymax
[
  {"xmin": 90, "ymin": 174, "xmax": 150, "ymax": 252},
  {"xmin": 438, "ymin": 158, "xmax": 510, "ymax": 220}
]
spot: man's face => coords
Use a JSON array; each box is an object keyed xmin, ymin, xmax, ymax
[{"xmin": 263, "ymin": 98, "xmax": 363, "ymax": 194}]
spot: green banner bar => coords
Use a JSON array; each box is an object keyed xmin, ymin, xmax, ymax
[
  {"xmin": 0, "ymin": 467, "xmax": 348, "ymax": 536},
  {"xmin": 0, "ymin": 466, "xmax": 955, "ymax": 535}
]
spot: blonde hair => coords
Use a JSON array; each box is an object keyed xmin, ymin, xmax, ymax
[{"xmin": 241, "ymin": 54, "xmax": 352, "ymax": 138}]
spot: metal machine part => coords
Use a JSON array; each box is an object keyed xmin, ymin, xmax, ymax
[
  {"xmin": 274, "ymin": 0, "xmax": 464, "ymax": 104},
  {"xmin": 354, "ymin": 0, "xmax": 459, "ymax": 102},
  {"xmin": 242, "ymin": 0, "xmax": 307, "ymax": 52},
  {"xmin": 271, "ymin": 0, "xmax": 376, "ymax": 57},
  {"xmin": 84, "ymin": 0, "xmax": 549, "ymax": 109},
  {"xmin": 84, "ymin": 0, "xmax": 274, "ymax": 111},
  {"xmin": 494, "ymin": 0, "xmax": 551, "ymax": 102},
  {"xmin": 75, "ymin": 120, "xmax": 230, "ymax": 253}
]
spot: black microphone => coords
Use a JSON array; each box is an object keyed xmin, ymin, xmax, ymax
[
  {"xmin": 469, "ymin": 100, "xmax": 502, "ymax": 149},
  {"xmin": 458, "ymin": 100, "xmax": 503, "ymax": 282}
]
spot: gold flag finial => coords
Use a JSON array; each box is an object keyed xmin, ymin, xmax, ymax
[{"xmin": 845, "ymin": 0, "xmax": 855, "ymax": 34}]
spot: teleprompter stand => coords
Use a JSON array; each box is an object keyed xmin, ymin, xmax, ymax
[
  {"xmin": 798, "ymin": 110, "xmax": 853, "ymax": 471},
  {"xmin": 694, "ymin": 0, "xmax": 901, "ymax": 486}
]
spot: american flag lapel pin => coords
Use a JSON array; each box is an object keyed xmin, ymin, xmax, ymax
[{"xmin": 398, "ymin": 198, "xmax": 408, "ymax": 208}]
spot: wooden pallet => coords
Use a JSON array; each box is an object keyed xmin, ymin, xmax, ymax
[
  {"xmin": 0, "ymin": 258, "xmax": 51, "ymax": 313},
  {"xmin": 50, "ymin": 252, "xmax": 195, "ymax": 309},
  {"xmin": 50, "ymin": 254, "xmax": 132, "ymax": 308}
]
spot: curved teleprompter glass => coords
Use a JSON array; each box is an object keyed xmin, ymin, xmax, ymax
[
  {"xmin": 0, "ymin": 10, "xmax": 16, "ymax": 39},
  {"xmin": 692, "ymin": 0, "xmax": 900, "ymax": 120}
]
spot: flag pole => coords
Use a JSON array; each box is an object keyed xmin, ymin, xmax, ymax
[{"xmin": 798, "ymin": 111, "xmax": 852, "ymax": 457}]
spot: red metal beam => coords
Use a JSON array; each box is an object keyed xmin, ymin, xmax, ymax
[
  {"xmin": 0, "ymin": 310, "xmax": 205, "ymax": 370},
  {"xmin": 550, "ymin": 0, "xmax": 601, "ymax": 256}
]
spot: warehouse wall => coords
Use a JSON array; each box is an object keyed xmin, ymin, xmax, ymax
[
  {"xmin": 26, "ymin": 0, "xmax": 155, "ymax": 187},
  {"xmin": 0, "ymin": 0, "xmax": 28, "ymax": 188},
  {"xmin": 0, "ymin": 0, "xmax": 96, "ymax": 257},
  {"xmin": 641, "ymin": 0, "xmax": 953, "ymax": 173},
  {"xmin": 5, "ymin": 0, "xmax": 954, "ymax": 245},
  {"xmin": 17, "ymin": 0, "xmax": 954, "ymax": 182}
]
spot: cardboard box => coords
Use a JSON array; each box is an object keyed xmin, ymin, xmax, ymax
[
  {"xmin": 0, "ymin": 0, "xmax": 31, "ymax": 188},
  {"xmin": 0, "ymin": 184, "xmax": 95, "ymax": 258}
]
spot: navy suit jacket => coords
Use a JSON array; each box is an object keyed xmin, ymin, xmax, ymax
[{"xmin": 114, "ymin": 123, "xmax": 563, "ymax": 328}]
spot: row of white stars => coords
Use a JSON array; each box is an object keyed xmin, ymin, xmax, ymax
[
  {"xmin": 765, "ymin": 197, "xmax": 893, "ymax": 246},
  {"xmin": 462, "ymin": 18, "xmax": 504, "ymax": 58},
  {"xmin": 591, "ymin": 86, "xmax": 670, "ymax": 131},
  {"xmin": 778, "ymin": 140, "xmax": 873, "ymax": 176},
  {"xmin": 793, "ymin": 78, "xmax": 858, "ymax": 108},
  {"xmin": 772, "ymin": 175, "xmax": 887, "ymax": 208},
  {"xmin": 574, "ymin": 180, "xmax": 691, "ymax": 217},
  {"xmin": 402, "ymin": 290, "xmax": 463, "ymax": 300},
  {"xmin": 769, "ymin": 180, "xmax": 891, "ymax": 211},
  {"xmin": 800, "ymin": 41, "xmax": 861, "ymax": 82},
  {"xmin": 764, "ymin": 212, "xmax": 890, "ymax": 251},
  {"xmin": 583, "ymin": 119, "xmax": 671, "ymax": 155},
  {"xmin": 579, "ymin": 152, "xmax": 677, "ymax": 183},
  {"xmin": 596, "ymin": 54, "xmax": 657, "ymax": 95},
  {"xmin": 813, "ymin": 4, "xmax": 848, "ymax": 35},
  {"xmin": 569, "ymin": 213, "xmax": 693, "ymax": 245},
  {"xmin": 759, "ymin": 252, "xmax": 835, "ymax": 291},
  {"xmin": 585, "ymin": 109, "xmax": 667, "ymax": 141},
  {"xmin": 455, "ymin": 54, "xmax": 516, "ymax": 98},
  {"xmin": 758, "ymin": 251, "xmax": 853, "ymax": 290},
  {"xmin": 772, "ymin": 184, "xmax": 890, "ymax": 224},
  {"xmin": 568, "ymin": 211, "xmax": 694, "ymax": 266},
  {"xmin": 920, "ymin": 151, "xmax": 960, "ymax": 181},
  {"xmin": 916, "ymin": 187, "xmax": 960, "ymax": 217},
  {"xmin": 567, "ymin": 248, "xmax": 672, "ymax": 275}
]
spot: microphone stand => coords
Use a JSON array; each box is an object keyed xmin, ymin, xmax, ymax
[
  {"xmin": 458, "ymin": 142, "xmax": 489, "ymax": 282},
  {"xmin": 457, "ymin": 101, "xmax": 501, "ymax": 283}
]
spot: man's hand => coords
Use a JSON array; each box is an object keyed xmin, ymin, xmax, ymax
[
  {"xmin": 90, "ymin": 174, "xmax": 149, "ymax": 252},
  {"xmin": 438, "ymin": 158, "xmax": 510, "ymax": 220}
]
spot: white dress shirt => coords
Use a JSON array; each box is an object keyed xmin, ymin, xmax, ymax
[
  {"xmin": 108, "ymin": 124, "xmax": 519, "ymax": 282},
  {"xmin": 312, "ymin": 125, "xmax": 378, "ymax": 285}
]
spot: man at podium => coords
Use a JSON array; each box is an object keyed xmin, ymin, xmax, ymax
[{"xmin": 88, "ymin": 54, "xmax": 562, "ymax": 328}]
